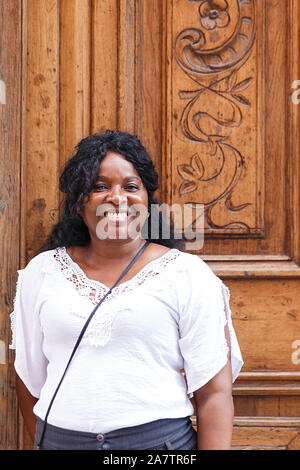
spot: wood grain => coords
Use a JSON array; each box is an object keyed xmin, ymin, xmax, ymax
[
  {"xmin": 118, "ymin": 0, "xmax": 136, "ymax": 134},
  {"xmin": 232, "ymin": 417, "xmax": 300, "ymax": 450},
  {"xmin": 24, "ymin": 0, "xmax": 60, "ymax": 260},
  {"xmin": 60, "ymin": 0, "xmax": 91, "ymax": 172},
  {"xmin": 91, "ymin": 0, "xmax": 118, "ymax": 132},
  {"xmin": 135, "ymin": 0, "xmax": 163, "ymax": 194},
  {"xmin": 0, "ymin": 0, "xmax": 22, "ymax": 450},
  {"xmin": 287, "ymin": 0, "xmax": 300, "ymax": 266},
  {"xmin": 226, "ymin": 279, "xmax": 300, "ymax": 371}
]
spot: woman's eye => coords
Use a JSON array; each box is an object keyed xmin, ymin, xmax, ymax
[
  {"xmin": 94, "ymin": 184, "xmax": 107, "ymax": 191},
  {"xmin": 93, "ymin": 183, "xmax": 139, "ymax": 191}
]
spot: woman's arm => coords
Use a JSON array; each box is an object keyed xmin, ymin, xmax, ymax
[
  {"xmin": 16, "ymin": 373, "xmax": 38, "ymax": 442},
  {"xmin": 193, "ymin": 325, "xmax": 234, "ymax": 450}
]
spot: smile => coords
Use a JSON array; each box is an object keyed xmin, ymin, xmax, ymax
[
  {"xmin": 105, "ymin": 212, "xmax": 129, "ymax": 218},
  {"xmin": 96, "ymin": 204, "xmax": 145, "ymax": 219}
]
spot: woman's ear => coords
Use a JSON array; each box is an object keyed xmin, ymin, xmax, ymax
[{"xmin": 76, "ymin": 204, "xmax": 84, "ymax": 221}]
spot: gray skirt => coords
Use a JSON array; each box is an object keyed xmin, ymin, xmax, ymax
[{"xmin": 34, "ymin": 416, "xmax": 197, "ymax": 450}]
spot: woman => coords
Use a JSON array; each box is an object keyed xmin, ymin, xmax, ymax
[{"xmin": 10, "ymin": 130, "xmax": 243, "ymax": 450}]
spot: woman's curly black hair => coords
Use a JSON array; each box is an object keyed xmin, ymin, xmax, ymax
[{"xmin": 42, "ymin": 130, "xmax": 182, "ymax": 251}]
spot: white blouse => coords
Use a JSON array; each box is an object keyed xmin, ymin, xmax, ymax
[{"xmin": 10, "ymin": 246, "xmax": 243, "ymax": 434}]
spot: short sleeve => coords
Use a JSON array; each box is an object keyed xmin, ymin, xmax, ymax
[
  {"xmin": 178, "ymin": 256, "xmax": 243, "ymax": 395},
  {"xmin": 9, "ymin": 257, "xmax": 48, "ymax": 398}
]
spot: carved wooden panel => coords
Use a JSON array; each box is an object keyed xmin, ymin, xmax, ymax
[
  {"xmin": 163, "ymin": 0, "xmax": 300, "ymax": 280},
  {"xmin": 166, "ymin": 0, "xmax": 262, "ymax": 238}
]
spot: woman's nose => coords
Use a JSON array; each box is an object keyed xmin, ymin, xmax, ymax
[{"xmin": 106, "ymin": 186, "xmax": 127, "ymax": 205}]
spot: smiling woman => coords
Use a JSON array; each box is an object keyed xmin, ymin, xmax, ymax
[
  {"xmin": 44, "ymin": 131, "xmax": 177, "ymax": 251},
  {"xmin": 9, "ymin": 130, "xmax": 243, "ymax": 450}
]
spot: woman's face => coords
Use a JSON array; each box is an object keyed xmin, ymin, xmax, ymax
[{"xmin": 81, "ymin": 151, "xmax": 149, "ymax": 242}]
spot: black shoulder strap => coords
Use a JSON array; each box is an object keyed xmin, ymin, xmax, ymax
[{"xmin": 36, "ymin": 240, "xmax": 150, "ymax": 449}]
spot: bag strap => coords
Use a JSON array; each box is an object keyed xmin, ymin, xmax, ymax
[{"xmin": 36, "ymin": 240, "xmax": 150, "ymax": 449}]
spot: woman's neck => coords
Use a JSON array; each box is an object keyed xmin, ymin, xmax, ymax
[{"xmin": 80, "ymin": 236, "xmax": 147, "ymax": 268}]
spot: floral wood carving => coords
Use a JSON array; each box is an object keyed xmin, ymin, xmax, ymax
[{"xmin": 175, "ymin": 0, "xmax": 256, "ymax": 235}]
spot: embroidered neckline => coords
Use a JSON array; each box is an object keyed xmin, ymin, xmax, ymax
[
  {"xmin": 53, "ymin": 246, "xmax": 181, "ymax": 306},
  {"xmin": 52, "ymin": 246, "xmax": 181, "ymax": 347}
]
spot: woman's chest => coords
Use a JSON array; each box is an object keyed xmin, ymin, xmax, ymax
[{"xmin": 39, "ymin": 277, "xmax": 180, "ymax": 350}]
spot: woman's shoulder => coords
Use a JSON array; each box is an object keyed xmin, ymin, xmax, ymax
[
  {"xmin": 21, "ymin": 247, "xmax": 58, "ymax": 274},
  {"xmin": 171, "ymin": 249, "xmax": 220, "ymax": 283},
  {"xmin": 13, "ymin": 248, "xmax": 60, "ymax": 295},
  {"xmin": 171, "ymin": 247, "xmax": 209, "ymax": 268},
  {"xmin": 149, "ymin": 242, "xmax": 211, "ymax": 270},
  {"xmin": 147, "ymin": 242, "xmax": 172, "ymax": 258}
]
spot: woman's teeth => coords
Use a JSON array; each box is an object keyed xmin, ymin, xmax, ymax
[{"xmin": 105, "ymin": 212, "xmax": 129, "ymax": 218}]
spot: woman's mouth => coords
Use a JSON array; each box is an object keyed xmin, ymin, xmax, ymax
[
  {"xmin": 103, "ymin": 210, "xmax": 133, "ymax": 224},
  {"xmin": 105, "ymin": 211, "xmax": 128, "ymax": 219},
  {"xmin": 96, "ymin": 204, "xmax": 147, "ymax": 227},
  {"xmin": 95, "ymin": 205, "xmax": 148, "ymax": 239}
]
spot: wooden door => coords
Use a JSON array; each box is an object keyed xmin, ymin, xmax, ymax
[
  {"xmin": 0, "ymin": 0, "xmax": 22, "ymax": 450},
  {"xmin": 1, "ymin": 0, "xmax": 299, "ymax": 450}
]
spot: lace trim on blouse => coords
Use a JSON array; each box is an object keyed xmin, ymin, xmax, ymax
[
  {"xmin": 54, "ymin": 246, "xmax": 181, "ymax": 303},
  {"xmin": 220, "ymin": 282, "xmax": 232, "ymax": 357},
  {"xmin": 52, "ymin": 247, "xmax": 181, "ymax": 347},
  {"xmin": 9, "ymin": 271, "xmax": 22, "ymax": 349}
]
